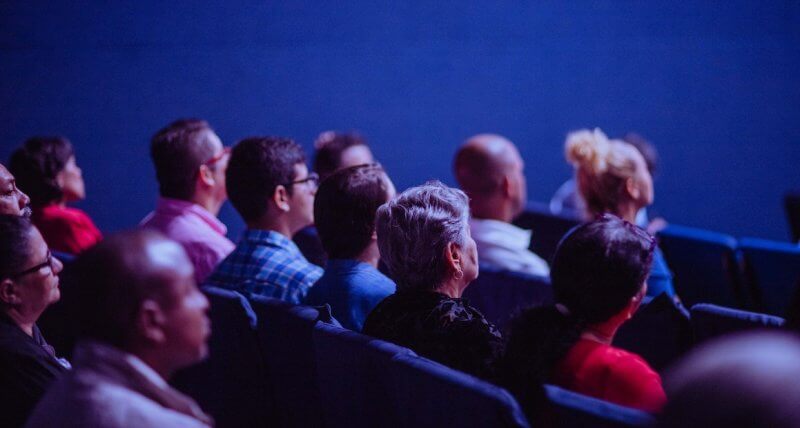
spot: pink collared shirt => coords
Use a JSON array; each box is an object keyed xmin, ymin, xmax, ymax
[{"xmin": 140, "ymin": 197, "xmax": 235, "ymax": 283}]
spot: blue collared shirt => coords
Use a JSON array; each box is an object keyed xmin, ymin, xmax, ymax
[
  {"xmin": 304, "ymin": 259, "xmax": 396, "ymax": 331},
  {"xmin": 204, "ymin": 229, "xmax": 323, "ymax": 304}
]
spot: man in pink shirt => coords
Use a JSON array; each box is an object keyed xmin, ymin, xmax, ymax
[{"xmin": 140, "ymin": 119, "xmax": 234, "ymax": 283}]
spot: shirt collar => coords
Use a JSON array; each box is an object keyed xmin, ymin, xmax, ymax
[
  {"xmin": 325, "ymin": 258, "xmax": 373, "ymax": 272},
  {"xmin": 241, "ymin": 229, "xmax": 302, "ymax": 256},
  {"xmin": 155, "ymin": 197, "xmax": 228, "ymax": 236},
  {"xmin": 469, "ymin": 218, "xmax": 532, "ymax": 251}
]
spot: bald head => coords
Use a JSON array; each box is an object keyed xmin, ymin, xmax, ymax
[
  {"xmin": 453, "ymin": 134, "xmax": 527, "ymax": 221},
  {"xmin": 66, "ymin": 229, "xmax": 194, "ymax": 348}
]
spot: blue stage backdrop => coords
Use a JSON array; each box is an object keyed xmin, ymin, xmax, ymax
[{"xmin": 1, "ymin": 2, "xmax": 799, "ymax": 241}]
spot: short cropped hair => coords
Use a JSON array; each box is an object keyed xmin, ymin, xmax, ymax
[
  {"xmin": 150, "ymin": 119, "xmax": 218, "ymax": 201},
  {"xmin": 315, "ymin": 164, "xmax": 391, "ymax": 259},
  {"xmin": 313, "ymin": 131, "xmax": 368, "ymax": 180},
  {"xmin": 9, "ymin": 136, "xmax": 74, "ymax": 205},
  {"xmin": 0, "ymin": 215, "xmax": 34, "ymax": 280},
  {"xmin": 64, "ymin": 229, "xmax": 178, "ymax": 348},
  {"xmin": 226, "ymin": 137, "xmax": 306, "ymax": 223},
  {"xmin": 376, "ymin": 181, "xmax": 470, "ymax": 292}
]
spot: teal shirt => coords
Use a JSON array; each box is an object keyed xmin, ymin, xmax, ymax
[{"xmin": 304, "ymin": 259, "xmax": 396, "ymax": 331}]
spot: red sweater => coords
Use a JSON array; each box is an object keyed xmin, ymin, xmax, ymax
[
  {"xmin": 552, "ymin": 338, "xmax": 666, "ymax": 412},
  {"xmin": 32, "ymin": 205, "xmax": 102, "ymax": 255}
]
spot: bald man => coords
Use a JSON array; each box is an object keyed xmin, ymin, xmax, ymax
[
  {"xmin": 26, "ymin": 230, "xmax": 212, "ymax": 428},
  {"xmin": 453, "ymin": 134, "xmax": 549, "ymax": 276}
]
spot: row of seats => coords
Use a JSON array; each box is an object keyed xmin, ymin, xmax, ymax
[
  {"xmin": 513, "ymin": 202, "xmax": 800, "ymax": 316},
  {"xmin": 173, "ymin": 286, "xmax": 661, "ymax": 428}
]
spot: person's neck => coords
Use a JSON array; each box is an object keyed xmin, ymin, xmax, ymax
[
  {"xmin": 4, "ymin": 308, "xmax": 35, "ymax": 337},
  {"xmin": 437, "ymin": 277, "xmax": 465, "ymax": 299},
  {"xmin": 616, "ymin": 203, "xmax": 641, "ymax": 224},
  {"xmin": 190, "ymin": 193, "xmax": 223, "ymax": 217},
  {"xmin": 247, "ymin": 216, "xmax": 295, "ymax": 239},
  {"xmin": 470, "ymin": 198, "xmax": 514, "ymax": 223},
  {"xmin": 353, "ymin": 242, "xmax": 381, "ymax": 268},
  {"xmin": 581, "ymin": 315, "xmax": 626, "ymax": 345},
  {"xmin": 131, "ymin": 348, "xmax": 174, "ymax": 381}
]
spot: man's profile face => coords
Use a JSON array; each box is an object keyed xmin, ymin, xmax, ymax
[
  {"xmin": 287, "ymin": 162, "xmax": 317, "ymax": 233},
  {"xmin": 149, "ymin": 240, "xmax": 211, "ymax": 368},
  {"xmin": 506, "ymin": 145, "xmax": 528, "ymax": 216},
  {"xmin": 0, "ymin": 164, "xmax": 32, "ymax": 217}
]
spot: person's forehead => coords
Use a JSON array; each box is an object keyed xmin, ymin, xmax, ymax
[
  {"xmin": 205, "ymin": 131, "xmax": 223, "ymax": 151},
  {"xmin": 339, "ymin": 145, "xmax": 374, "ymax": 167},
  {"xmin": 0, "ymin": 165, "xmax": 12, "ymax": 185},
  {"xmin": 145, "ymin": 239, "xmax": 194, "ymax": 278}
]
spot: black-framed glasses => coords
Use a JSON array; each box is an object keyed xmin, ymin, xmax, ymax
[
  {"xmin": 9, "ymin": 251, "xmax": 55, "ymax": 279},
  {"xmin": 285, "ymin": 172, "xmax": 320, "ymax": 190}
]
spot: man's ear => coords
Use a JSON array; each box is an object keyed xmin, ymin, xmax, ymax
[
  {"xmin": 197, "ymin": 165, "xmax": 216, "ymax": 188},
  {"xmin": 273, "ymin": 185, "xmax": 291, "ymax": 212},
  {"xmin": 136, "ymin": 300, "xmax": 167, "ymax": 345},
  {"xmin": 501, "ymin": 175, "xmax": 513, "ymax": 198},
  {"xmin": 0, "ymin": 279, "xmax": 20, "ymax": 305},
  {"xmin": 625, "ymin": 177, "xmax": 640, "ymax": 200}
]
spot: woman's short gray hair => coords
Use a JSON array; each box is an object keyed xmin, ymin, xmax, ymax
[{"xmin": 376, "ymin": 180, "xmax": 470, "ymax": 292}]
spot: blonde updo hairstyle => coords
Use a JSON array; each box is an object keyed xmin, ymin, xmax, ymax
[{"xmin": 565, "ymin": 128, "xmax": 645, "ymax": 217}]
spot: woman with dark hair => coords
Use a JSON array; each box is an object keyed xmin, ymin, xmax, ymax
[
  {"xmin": 0, "ymin": 215, "xmax": 69, "ymax": 427},
  {"xmin": 9, "ymin": 136, "xmax": 102, "ymax": 254},
  {"xmin": 500, "ymin": 214, "xmax": 665, "ymax": 416}
]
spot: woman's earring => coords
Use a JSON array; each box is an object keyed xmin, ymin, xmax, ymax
[{"xmin": 454, "ymin": 270, "xmax": 463, "ymax": 280}]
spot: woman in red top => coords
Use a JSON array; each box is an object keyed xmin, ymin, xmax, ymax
[
  {"xmin": 500, "ymin": 214, "xmax": 665, "ymax": 420},
  {"xmin": 9, "ymin": 136, "xmax": 102, "ymax": 254}
]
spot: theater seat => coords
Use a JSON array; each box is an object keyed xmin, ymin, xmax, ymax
[
  {"xmin": 463, "ymin": 266, "xmax": 553, "ymax": 331},
  {"xmin": 614, "ymin": 294, "xmax": 692, "ymax": 372},
  {"xmin": 513, "ymin": 201, "xmax": 582, "ymax": 264},
  {"xmin": 785, "ymin": 192, "xmax": 800, "ymax": 243},
  {"xmin": 390, "ymin": 354, "xmax": 530, "ymax": 427},
  {"xmin": 738, "ymin": 238, "xmax": 800, "ymax": 316},
  {"xmin": 171, "ymin": 286, "xmax": 269, "ymax": 428},
  {"xmin": 544, "ymin": 385, "xmax": 655, "ymax": 427},
  {"xmin": 312, "ymin": 322, "xmax": 415, "ymax": 427},
  {"xmin": 656, "ymin": 225, "xmax": 743, "ymax": 309},
  {"xmin": 250, "ymin": 296, "xmax": 326, "ymax": 427},
  {"xmin": 690, "ymin": 303, "xmax": 785, "ymax": 345}
]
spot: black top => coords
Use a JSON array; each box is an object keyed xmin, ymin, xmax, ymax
[
  {"xmin": 363, "ymin": 290, "xmax": 503, "ymax": 380},
  {"xmin": 0, "ymin": 313, "xmax": 68, "ymax": 428}
]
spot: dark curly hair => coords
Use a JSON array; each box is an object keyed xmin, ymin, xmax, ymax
[
  {"xmin": 9, "ymin": 136, "xmax": 74, "ymax": 206},
  {"xmin": 499, "ymin": 214, "xmax": 655, "ymax": 419}
]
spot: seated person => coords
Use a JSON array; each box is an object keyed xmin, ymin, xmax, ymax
[
  {"xmin": 661, "ymin": 332, "xmax": 800, "ymax": 428},
  {"xmin": 295, "ymin": 131, "xmax": 376, "ymax": 266},
  {"xmin": 26, "ymin": 230, "xmax": 212, "ymax": 427},
  {"xmin": 304, "ymin": 163, "xmax": 396, "ymax": 331},
  {"xmin": 500, "ymin": 214, "xmax": 665, "ymax": 414},
  {"xmin": 363, "ymin": 181, "xmax": 503, "ymax": 380},
  {"xmin": 453, "ymin": 134, "xmax": 549, "ymax": 276},
  {"xmin": 0, "ymin": 215, "xmax": 69, "ymax": 428},
  {"xmin": 140, "ymin": 119, "xmax": 234, "ymax": 283},
  {"xmin": 10, "ymin": 137, "xmax": 102, "ymax": 254},
  {"xmin": 205, "ymin": 137, "xmax": 322, "ymax": 304},
  {"xmin": 564, "ymin": 128, "xmax": 675, "ymax": 299},
  {"xmin": 0, "ymin": 163, "xmax": 32, "ymax": 217}
]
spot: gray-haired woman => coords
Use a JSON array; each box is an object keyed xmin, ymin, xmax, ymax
[{"xmin": 362, "ymin": 181, "xmax": 502, "ymax": 380}]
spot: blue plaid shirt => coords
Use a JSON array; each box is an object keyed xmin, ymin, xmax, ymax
[{"xmin": 204, "ymin": 229, "xmax": 323, "ymax": 304}]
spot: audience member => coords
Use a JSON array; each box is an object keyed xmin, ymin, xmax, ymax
[
  {"xmin": 453, "ymin": 134, "xmax": 549, "ymax": 276},
  {"xmin": 25, "ymin": 230, "xmax": 212, "ymax": 428},
  {"xmin": 205, "ymin": 137, "xmax": 322, "ymax": 304},
  {"xmin": 0, "ymin": 215, "xmax": 68, "ymax": 428},
  {"xmin": 0, "ymin": 163, "xmax": 32, "ymax": 217},
  {"xmin": 295, "ymin": 131, "xmax": 376, "ymax": 266},
  {"xmin": 9, "ymin": 137, "xmax": 101, "ymax": 254},
  {"xmin": 140, "ymin": 119, "xmax": 234, "ymax": 283},
  {"xmin": 500, "ymin": 214, "xmax": 665, "ymax": 414},
  {"xmin": 363, "ymin": 181, "xmax": 502, "ymax": 380},
  {"xmin": 564, "ymin": 128, "xmax": 676, "ymax": 299},
  {"xmin": 660, "ymin": 332, "xmax": 800, "ymax": 428},
  {"xmin": 304, "ymin": 163, "xmax": 396, "ymax": 331}
]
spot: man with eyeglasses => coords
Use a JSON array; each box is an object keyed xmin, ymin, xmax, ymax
[
  {"xmin": 204, "ymin": 137, "xmax": 323, "ymax": 304},
  {"xmin": 0, "ymin": 215, "xmax": 69, "ymax": 428},
  {"xmin": 140, "ymin": 119, "xmax": 235, "ymax": 283}
]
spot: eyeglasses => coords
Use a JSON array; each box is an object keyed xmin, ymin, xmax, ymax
[
  {"xmin": 9, "ymin": 251, "xmax": 55, "ymax": 279},
  {"xmin": 285, "ymin": 172, "xmax": 320, "ymax": 190},
  {"xmin": 201, "ymin": 147, "xmax": 232, "ymax": 168}
]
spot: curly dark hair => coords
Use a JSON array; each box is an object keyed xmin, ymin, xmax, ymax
[
  {"xmin": 499, "ymin": 214, "xmax": 655, "ymax": 419},
  {"xmin": 150, "ymin": 118, "xmax": 218, "ymax": 201},
  {"xmin": 9, "ymin": 136, "xmax": 74, "ymax": 206}
]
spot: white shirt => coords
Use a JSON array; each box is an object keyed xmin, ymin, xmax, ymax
[{"xmin": 469, "ymin": 218, "xmax": 550, "ymax": 277}]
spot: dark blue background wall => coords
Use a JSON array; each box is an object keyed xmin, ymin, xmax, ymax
[{"xmin": 2, "ymin": 2, "xmax": 799, "ymax": 241}]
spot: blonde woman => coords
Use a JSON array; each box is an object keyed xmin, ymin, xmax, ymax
[{"xmin": 565, "ymin": 128, "xmax": 675, "ymax": 300}]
